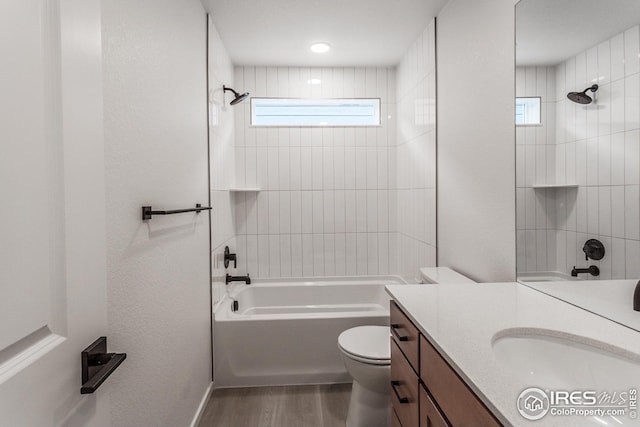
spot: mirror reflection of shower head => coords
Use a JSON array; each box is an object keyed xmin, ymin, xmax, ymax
[
  {"xmin": 567, "ymin": 84, "xmax": 598, "ymax": 104},
  {"xmin": 223, "ymin": 85, "xmax": 250, "ymax": 105}
]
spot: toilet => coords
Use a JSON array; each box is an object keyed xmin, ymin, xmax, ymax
[
  {"xmin": 338, "ymin": 325, "xmax": 391, "ymax": 427},
  {"xmin": 338, "ymin": 267, "xmax": 476, "ymax": 427},
  {"xmin": 419, "ymin": 266, "xmax": 476, "ymax": 284}
]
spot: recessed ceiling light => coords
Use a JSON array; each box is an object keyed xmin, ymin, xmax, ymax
[
  {"xmin": 307, "ymin": 79, "xmax": 322, "ymax": 85},
  {"xmin": 310, "ymin": 42, "xmax": 331, "ymax": 53}
]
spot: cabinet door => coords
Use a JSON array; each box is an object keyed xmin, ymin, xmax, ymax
[
  {"xmin": 390, "ymin": 301, "xmax": 420, "ymax": 370},
  {"xmin": 420, "ymin": 385, "xmax": 450, "ymax": 427},
  {"xmin": 392, "ymin": 409, "xmax": 403, "ymax": 427},
  {"xmin": 391, "ymin": 339, "xmax": 419, "ymax": 427},
  {"xmin": 420, "ymin": 336, "xmax": 502, "ymax": 427}
]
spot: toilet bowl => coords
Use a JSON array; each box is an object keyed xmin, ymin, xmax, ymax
[
  {"xmin": 338, "ymin": 268, "xmax": 475, "ymax": 427},
  {"xmin": 338, "ymin": 325, "xmax": 390, "ymax": 427}
]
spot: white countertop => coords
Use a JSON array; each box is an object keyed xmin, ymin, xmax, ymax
[{"xmin": 385, "ymin": 283, "xmax": 640, "ymax": 427}]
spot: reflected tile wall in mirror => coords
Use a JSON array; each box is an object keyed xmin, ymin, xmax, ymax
[{"xmin": 516, "ymin": 18, "xmax": 640, "ymax": 280}]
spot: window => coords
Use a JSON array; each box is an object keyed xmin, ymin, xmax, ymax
[
  {"xmin": 515, "ymin": 97, "xmax": 541, "ymax": 125},
  {"xmin": 251, "ymin": 98, "xmax": 380, "ymax": 127}
]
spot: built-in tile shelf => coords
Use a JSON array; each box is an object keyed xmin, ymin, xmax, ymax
[
  {"xmin": 229, "ymin": 187, "xmax": 261, "ymax": 192},
  {"xmin": 531, "ymin": 183, "xmax": 578, "ymax": 189}
]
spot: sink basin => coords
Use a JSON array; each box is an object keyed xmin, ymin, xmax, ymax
[{"xmin": 492, "ymin": 328, "xmax": 640, "ymax": 390}]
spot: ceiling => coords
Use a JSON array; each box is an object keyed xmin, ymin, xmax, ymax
[
  {"xmin": 203, "ymin": 0, "xmax": 448, "ymax": 66},
  {"xmin": 516, "ymin": 0, "xmax": 640, "ymax": 66}
]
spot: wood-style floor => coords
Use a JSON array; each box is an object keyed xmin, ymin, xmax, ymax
[{"xmin": 197, "ymin": 384, "xmax": 352, "ymax": 427}]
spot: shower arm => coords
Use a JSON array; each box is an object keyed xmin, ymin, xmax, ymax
[
  {"xmin": 586, "ymin": 84, "xmax": 599, "ymax": 93},
  {"xmin": 223, "ymin": 85, "xmax": 240, "ymax": 97}
]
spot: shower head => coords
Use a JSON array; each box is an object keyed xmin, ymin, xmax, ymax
[
  {"xmin": 567, "ymin": 84, "xmax": 598, "ymax": 104},
  {"xmin": 223, "ymin": 85, "xmax": 250, "ymax": 105}
]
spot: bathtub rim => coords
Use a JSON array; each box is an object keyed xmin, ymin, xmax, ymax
[{"xmin": 213, "ymin": 274, "xmax": 407, "ymax": 321}]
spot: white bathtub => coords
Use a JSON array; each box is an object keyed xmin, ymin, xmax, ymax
[
  {"xmin": 213, "ymin": 276, "xmax": 407, "ymax": 388},
  {"xmin": 517, "ymin": 271, "xmax": 577, "ymax": 283}
]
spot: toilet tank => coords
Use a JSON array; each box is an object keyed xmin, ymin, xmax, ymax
[{"xmin": 419, "ymin": 267, "xmax": 476, "ymax": 284}]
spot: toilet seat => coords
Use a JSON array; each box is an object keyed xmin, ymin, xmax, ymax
[{"xmin": 338, "ymin": 326, "xmax": 390, "ymax": 365}]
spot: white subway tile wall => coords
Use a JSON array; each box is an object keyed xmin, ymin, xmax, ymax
[
  {"xmin": 208, "ymin": 21, "xmax": 237, "ymax": 304},
  {"xmin": 396, "ymin": 19, "xmax": 438, "ymax": 276},
  {"xmin": 516, "ymin": 24, "xmax": 640, "ymax": 280},
  {"xmin": 225, "ymin": 21, "xmax": 437, "ymax": 279},
  {"xmin": 231, "ymin": 65, "xmax": 396, "ymax": 278}
]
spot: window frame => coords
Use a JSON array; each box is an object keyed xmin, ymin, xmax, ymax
[
  {"xmin": 250, "ymin": 97, "xmax": 382, "ymax": 127},
  {"xmin": 515, "ymin": 96, "xmax": 542, "ymax": 126}
]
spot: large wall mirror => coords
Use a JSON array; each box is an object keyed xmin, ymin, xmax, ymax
[{"xmin": 516, "ymin": 0, "xmax": 640, "ymax": 284}]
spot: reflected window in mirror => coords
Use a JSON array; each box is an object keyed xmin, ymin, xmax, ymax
[{"xmin": 515, "ymin": 97, "xmax": 541, "ymax": 125}]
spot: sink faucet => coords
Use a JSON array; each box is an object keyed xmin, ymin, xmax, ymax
[
  {"xmin": 571, "ymin": 265, "xmax": 600, "ymax": 277},
  {"xmin": 634, "ymin": 280, "xmax": 640, "ymax": 312},
  {"xmin": 226, "ymin": 273, "xmax": 251, "ymax": 285}
]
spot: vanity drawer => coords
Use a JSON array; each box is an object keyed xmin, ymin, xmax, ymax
[
  {"xmin": 391, "ymin": 339, "xmax": 419, "ymax": 427},
  {"xmin": 390, "ymin": 301, "xmax": 420, "ymax": 371},
  {"xmin": 391, "ymin": 409, "xmax": 402, "ymax": 427},
  {"xmin": 420, "ymin": 385, "xmax": 450, "ymax": 427},
  {"xmin": 420, "ymin": 336, "xmax": 501, "ymax": 427}
]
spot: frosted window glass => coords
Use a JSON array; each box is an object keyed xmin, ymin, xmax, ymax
[
  {"xmin": 251, "ymin": 98, "xmax": 380, "ymax": 127},
  {"xmin": 515, "ymin": 97, "xmax": 541, "ymax": 125}
]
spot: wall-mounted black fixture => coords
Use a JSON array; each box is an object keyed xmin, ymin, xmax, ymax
[
  {"xmin": 571, "ymin": 265, "xmax": 600, "ymax": 277},
  {"xmin": 226, "ymin": 274, "xmax": 251, "ymax": 285},
  {"xmin": 141, "ymin": 203, "xmax": 212, "ymax": 221},
  {"xmin": 223, "ymin": 85, "xmax": 250, "ymax": 106},
  {"xmin": 567, "ymin": 84, "xmax": 598, "ymax": 104},
  {"xmin": 224, "ymin": 246, "xmax": 237, "ymax": 269},
  {"xmin": 634, "ymin": 280, "xmax": 640, "ymax": 312},
  {"xmin": 583, "ymin": 239, "xmax": 605, "ymax": 261},
  {"xmin": 81, "ymin": 337, "xmax": 126, "ymax": 394}
]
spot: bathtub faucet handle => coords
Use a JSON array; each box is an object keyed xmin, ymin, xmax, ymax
[{"xmin": 224, "ymin": 246, "xmax": 237, "ymax": 269}]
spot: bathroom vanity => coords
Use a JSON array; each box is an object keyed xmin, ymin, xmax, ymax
[
  {"xmin": 390, "ymin": 301, "xmax": 500, "ymax": 427},
  {"xmin": 386, "ymin": 283, "xmax": 640, "ymax": 427}
]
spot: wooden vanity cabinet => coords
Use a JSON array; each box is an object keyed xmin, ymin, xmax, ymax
[
  {"xmin": 390, "ymin": 301, "xmax": 419, "ymax": 368},
  {"xmin": 390, "ymin": 339, "xmax": 419, "ymax": 427},
  {"xmin": 420, "ymin": 336, "xmax": 501, "ymax": 427},
  {"xmin": 391, "ymin": 409, "xmax": 403, "ymax": 427},
  {"xmin": 390, "ymin": 301, "xmax": 502, "ymax": 427},
  {"xmin": 419, "ymin": 386, "xmax": 448, "ymax": 427}
]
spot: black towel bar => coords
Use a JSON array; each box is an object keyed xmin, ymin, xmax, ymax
[{"xmin": 142, "ymin": 203, "xmax": 212, "ymax": 220}]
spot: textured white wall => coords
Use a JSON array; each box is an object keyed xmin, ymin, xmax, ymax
[
  {"xmin": 102, "ymin": 1, "xmax": 212, "ymax": 426},
  {"xmin": 231, "ymin": 66, "xmax": 398, "ymax": 278},
  {"xmin": 437, "ymin": 0, "xmax": 517, "ymax": 282},
  {"xmin": 396, "ymin": 20, "xmax": 438, "ymax": 276}
]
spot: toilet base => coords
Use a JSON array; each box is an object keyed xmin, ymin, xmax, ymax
[{"xmin": 346, "ymin": 381, "xmax": 390, "ymax": 427}]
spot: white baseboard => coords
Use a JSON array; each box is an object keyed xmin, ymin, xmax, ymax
[{"xmin": 189, "ymin": 382, "xmax": 214, "ymax": 427}]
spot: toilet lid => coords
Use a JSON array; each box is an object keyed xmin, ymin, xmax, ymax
[{"xmin": 338, "ymin": 326, "xmax": 390, "ymax": 361}]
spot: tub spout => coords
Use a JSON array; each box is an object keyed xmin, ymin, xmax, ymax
[
  {"xmin": 226, "ymin": 273, "xmax": 251, "ymax": 285},
  {"xmin": 634, "ymin": 280, "xmax": 640, "ymax": 312},
  {"xmin": 570, "ymin": 265, "xmax": 599, "ymax": 277}
]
